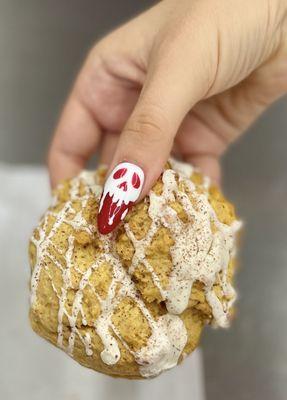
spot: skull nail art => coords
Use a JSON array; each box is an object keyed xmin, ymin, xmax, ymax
[{"xmin": 97, "ymin": 162, "xmax": 145, "ymax": 234}]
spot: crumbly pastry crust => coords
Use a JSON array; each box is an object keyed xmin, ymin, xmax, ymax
[{"xmin": 29, "ymin": 159, "xmax": 241, "ymax": 379}]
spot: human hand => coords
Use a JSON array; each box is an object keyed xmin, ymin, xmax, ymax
[{"xmin": 48, "ymin": 0, "xmax": 287, "ymax": 234}]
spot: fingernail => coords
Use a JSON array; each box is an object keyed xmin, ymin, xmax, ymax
[{"xmin": 97, "ymin": 162, "xmax": 145, "ymax": 234}]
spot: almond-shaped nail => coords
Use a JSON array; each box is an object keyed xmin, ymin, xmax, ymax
[{"xmin": 97, "ymin": 162, "xmax": 145, "ymax": 234}]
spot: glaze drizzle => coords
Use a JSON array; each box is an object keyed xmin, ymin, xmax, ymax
[{"xmin": 30, "ymin": 159, "xmax": 241, "ymax": 377}]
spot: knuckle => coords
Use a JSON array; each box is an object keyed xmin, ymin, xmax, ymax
[{"xmin": 125, "ymin": 108, "xmax": 169, "ymax": 145}]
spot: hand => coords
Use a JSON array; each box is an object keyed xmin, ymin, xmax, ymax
[{"xmin": 48, "ymin": 0, "xmax": 287, "ymax": 234}]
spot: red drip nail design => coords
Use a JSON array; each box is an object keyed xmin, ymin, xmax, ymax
[{"xmin": 97, "ymin": 162, "xmax": 144, "ymax": 234}]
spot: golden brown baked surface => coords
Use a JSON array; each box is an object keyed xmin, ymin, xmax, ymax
[{"xmin": 29, "ymin": 159, "xmax": 241, "ymax": 379}]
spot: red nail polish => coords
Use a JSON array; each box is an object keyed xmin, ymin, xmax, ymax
[{"xmin": 97, "ymin": 162, "xmax": 144, "ymax": 234}]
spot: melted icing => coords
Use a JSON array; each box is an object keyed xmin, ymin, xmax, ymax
[{"xmin": 30, "ymin": 160, "xmax": 241, "ymax": 377}]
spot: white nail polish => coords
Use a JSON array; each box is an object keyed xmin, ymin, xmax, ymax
[{"xmin": 98, "ymin": 162, "xmax": 145, "ymax": 234}]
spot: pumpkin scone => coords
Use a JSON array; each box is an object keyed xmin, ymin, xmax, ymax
[{"xmin": 29, "ymin": 158, "xmax": 241, "ymax": 379}]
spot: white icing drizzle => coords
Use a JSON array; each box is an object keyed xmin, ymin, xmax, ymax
[
  {"xmin": 168, "ymin": 158, "xmax": 194, "ymax": 179},
  {"xmin": 136, "ymin": 314, "xmax": 188, "ymax": 377},
  {"xmin": 30, "ymin": 160, "xmax": 241, "ymax": 377}
]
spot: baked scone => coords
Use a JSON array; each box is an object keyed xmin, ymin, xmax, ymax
[{"xmin": 29, "ymin": 158, "xmax": 241, "ymax": 378}]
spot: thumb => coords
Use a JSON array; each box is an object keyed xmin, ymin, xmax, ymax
[{"xmin": 97, "ymin": 34, "xmax": 213, "ymax": 234}]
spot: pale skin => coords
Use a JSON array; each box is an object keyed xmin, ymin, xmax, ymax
[{"xmin": 48, "ymin": 0, "xmax": 287, "ymax": 196}]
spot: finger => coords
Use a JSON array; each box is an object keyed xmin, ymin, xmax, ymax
[
  {"xmin": 176, "ymin": 113, "xmax": 225, "ymax": 184},
  {"xmin": 97, "ymin": 28, "xmax": 216, "ymax": 234},
  {"xmin": 185, "ymin": 154, "xmax": 222, "ymax": 185},
  {"xmin": 177, "ymin": 54, "xmax": 287, "ymax": 185},
  {"xmin": 99, "ymin": 132, "xmax": 119, "ymax": 166},
  {"xmin": 48, "ymin": 94, "xmax": 102, "ymax": 188}
]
